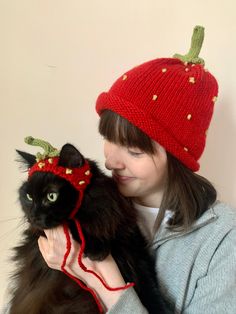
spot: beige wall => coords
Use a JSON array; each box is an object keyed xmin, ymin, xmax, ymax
[{"xmin": 0, "ymin": 0, "xmax": 236, "ymax": 309}]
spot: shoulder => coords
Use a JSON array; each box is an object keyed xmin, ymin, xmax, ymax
[
  {"xmin": 196, "ymin": 201, "xmax": 236, "ymax": 244},
  {"xmin": 209, "ymin": 201, "xmax": 236, "ymax": 230},
  {"xmin": 154, "ymin": 201, "xmax": 236, "ymax": 246},
  {"xmin": 194, "ymin": 201, "xmax": 236, "ymax": 263},
  {"xmin": 153, "ymin": 202, "xmax": 236, "ymax": 312},
  {"xmin": 182, "ymin": 203, "xmax": 236, "ymax": 313},
  {"xmin": 211, "ymin": 200, "xmax": 236, "ymax": 219}
]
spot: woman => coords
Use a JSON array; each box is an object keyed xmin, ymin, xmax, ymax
[{"xmin": 38, "ymin": 26, "xmax": 236, "ymax": 313}]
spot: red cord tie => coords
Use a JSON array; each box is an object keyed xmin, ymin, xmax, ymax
[{"xmin": 61, "ymin": 221, "xmax": 135, "ymax": 313}]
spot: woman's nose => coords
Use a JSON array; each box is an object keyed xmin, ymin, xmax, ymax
[
  {"xmin": 105, "ymin": 157, "xmax": 125, "ymax": 170},
  {"xmin": 104, "ymin": 142, "xmax": 125, "ymax": 170}
]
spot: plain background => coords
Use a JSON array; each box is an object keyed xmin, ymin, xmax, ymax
[{"xmin": 0, "ymin": 0, "xmax": 236, "ymax": 309}]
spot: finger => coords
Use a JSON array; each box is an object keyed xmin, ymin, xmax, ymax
[
  {"xmin": 43, "ymin": 226, "xmax": 66, "ymax": 249},
  {"xmin": 38, "ymin": 236, "xmax": 49, "ymax": 261},
  {"xmin": 38, "ymin": 236, "xmax": 47, "ymax": 251},
  {"xmin": 43, "ymin": 226, "xmax": 69, "ymax": 259},
  {"xmin": 43, "ymin": 226, "xmax": 59, "ymax": 239},
  {"xmin": 38, "ymin": 235, "xmax": 61, "ymax": 269}
]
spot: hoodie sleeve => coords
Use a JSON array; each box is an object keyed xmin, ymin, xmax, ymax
[{"xmin": 107, "ymin": 287, "xmax": 148, "ymax": 314}]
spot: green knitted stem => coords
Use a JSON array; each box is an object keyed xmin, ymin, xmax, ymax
[
  {"xmin": 25, "ymin": 136, "xmax": 59, "ymax": 161},
  {"xmin": 173, "ymin": 25, "xmax": 205, "ymax": 65}
]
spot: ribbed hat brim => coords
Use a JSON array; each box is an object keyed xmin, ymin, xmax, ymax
[{"xmin": 96, "ymin": 91, "xmax": 200, "ymax": 171}]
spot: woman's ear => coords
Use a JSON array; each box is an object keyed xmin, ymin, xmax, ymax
[{"xmin": 58, "ymin": 144, "xmax": 85, "ymax": 168}]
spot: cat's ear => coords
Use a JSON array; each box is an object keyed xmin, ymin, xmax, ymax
[
  {"xmin": 58, "ymin": 144, "xmax": 85, "ymax": 168},
  {"xmin": 16, "ymin": 150, "xmax": 36, "ymax": 169}
]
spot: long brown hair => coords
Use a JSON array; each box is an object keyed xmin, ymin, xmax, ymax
[{"xmin": 99, "ymin": 110, "xmax": 217, "ymax": 232}]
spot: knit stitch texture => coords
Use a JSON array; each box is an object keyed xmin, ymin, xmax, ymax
[{"xmin": 96, "ymin": 57, "xmax": 218, "ymax": 171}]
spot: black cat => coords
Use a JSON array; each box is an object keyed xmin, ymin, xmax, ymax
[{"xmin": 9, "ymin": 142, "xmax": 166, "ymax": 314}]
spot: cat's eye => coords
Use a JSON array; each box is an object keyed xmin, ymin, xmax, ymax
[
  {"xmin": 47, "ymin": 192, "xmax": 59, "ymax": 202},
  {"xmin": 26, "ymin": 193, "xmax": 33, "ymax": 201}
]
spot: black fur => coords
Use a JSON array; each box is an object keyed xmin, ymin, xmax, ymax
[{"xmin": 9, "ymin": 144, "xmax": 166, "ymax": 313}]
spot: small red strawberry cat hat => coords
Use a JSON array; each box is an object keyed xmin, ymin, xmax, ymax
[{"xmin": 25, "ymin": 136, "xmax": 92, "ymax": 218}]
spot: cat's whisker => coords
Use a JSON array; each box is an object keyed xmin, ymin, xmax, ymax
[
  {"xmin": 0, "ymin": 216, "xmax": 24, "ymax": 223},
  {"xmin": 0, "ymin": 218, "xmax": 27, "ymax": 241}
]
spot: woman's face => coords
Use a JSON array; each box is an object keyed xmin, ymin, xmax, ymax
[{"xmin": 104, "ymin": 140, "xmax": 168, "ymax": 207}]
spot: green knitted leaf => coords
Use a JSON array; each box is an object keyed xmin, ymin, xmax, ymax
[
  {"xmin": 173, "ymin": 25, "xmax": 205, "ymax": 65},
  {"xmin": 25, "ymin": 136, "xmax": 59, "ymax": 161}
]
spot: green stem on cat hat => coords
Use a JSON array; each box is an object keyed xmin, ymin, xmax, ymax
[
  {"xmin": 173, "ymin": 25, "xmax": 205, "ymax": 65},
  {"xmin": 25, "ymin": 136, "xmax": 59, "ymax": 161}
]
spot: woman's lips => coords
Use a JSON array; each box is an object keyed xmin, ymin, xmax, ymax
[{"xmin": 113, "ymin": 174, "xmax": 134, "ymax": 184}]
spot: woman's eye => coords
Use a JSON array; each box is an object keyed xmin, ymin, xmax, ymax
[
  {"xmin": 26, "ymin": 193, "xmax": 33, "ymax": 201},
  {"xmin": 128, "ymin": 149, "xmax": 144, "ymax": 157},
  {"xmin": 47, "ymin": 192, "xmax": 59, "ymax": 202}
]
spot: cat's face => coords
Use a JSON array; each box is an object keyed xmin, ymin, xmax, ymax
[
  {"xmin": 19, "ymin": 172, "xmax": 78, "ymax": 229},
  {"xmin": 17, "ymin": 143, "xmax": 86, "ymax": 230}
]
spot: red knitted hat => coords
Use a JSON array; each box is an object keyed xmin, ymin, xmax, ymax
[{"xmin": 96, "ymin": 26, "xmax": 218, "ymax": 171}]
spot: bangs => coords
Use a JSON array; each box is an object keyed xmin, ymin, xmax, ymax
[{"xmin": 98, "ymin": 110, "xmax": 155, "ymax": 154}]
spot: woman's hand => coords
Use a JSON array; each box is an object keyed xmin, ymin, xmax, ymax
[
  {"xmin": 38, "ymin": 225, "xmax": 80, "ymax": 273},
  {"xmin": 38, "ymin": 225, "xmax": 127, "ymax": 311}
]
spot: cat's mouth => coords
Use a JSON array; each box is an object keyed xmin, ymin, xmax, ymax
[{"xmin": 28, "ymin": 216, "xmax": 62, "ymax": 230}]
